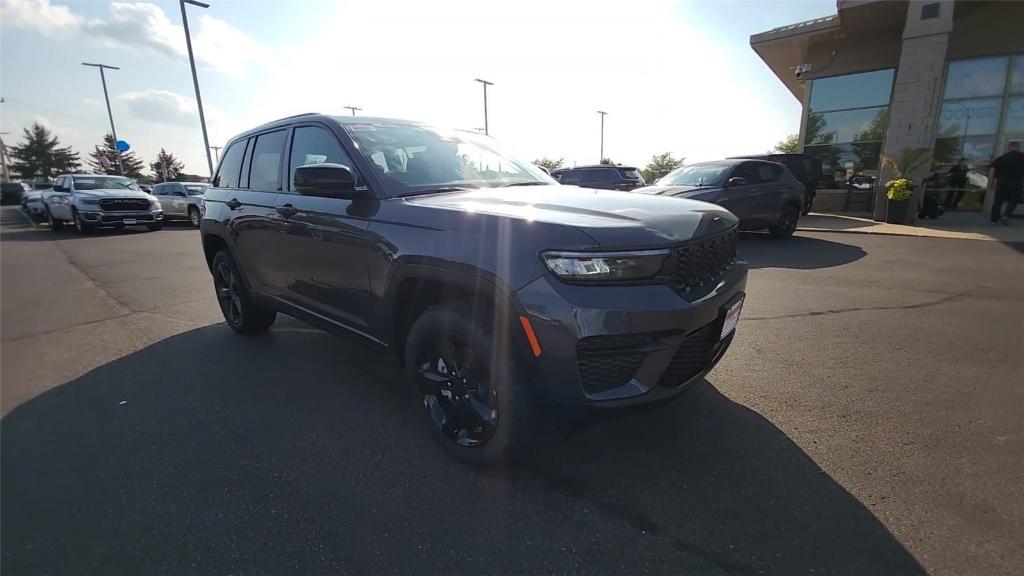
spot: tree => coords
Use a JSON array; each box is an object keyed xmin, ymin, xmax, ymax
[
  {"xmin": 771, "ymin": 134, "xmax": 800, "ymax": 154},
  {"xmin": 641, "ymin": 152, "xmax": 684, "ymax": 182},
  {"xmin": 533, "ymin": 157, "xmax": 564, "ymax": 172},
  {"xmin": 8, "ymin": 123, "xmax": 81, "ymax": 180},
  {"xmin": 88, "ymin": 133, "xmax": 145, "ymax": 179},
  {"xmin": 150, "ymin": 148, "xmax": 185, "ymax": 182},
  {"xmin": 600, "ymin": 157, "xmax": 614, "ymax": 165}
]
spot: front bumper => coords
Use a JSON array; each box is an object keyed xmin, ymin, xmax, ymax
[
  {"xmin": 516, "ymin": 261, "xmax": 748, "ymax": 407},
  {"xmin": 78, "ymin": 209, "xmax": 163, "ymax": 226}
]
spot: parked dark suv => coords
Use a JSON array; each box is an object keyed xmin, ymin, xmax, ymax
[
  {"xmin": 730, "ymin": 153, "xmax": 820, "ymax": 214},
  {"xmin": 634, "ymin": 159, "xmax": 804, "ymax": 238},
  {"xmin": 550, "ymin": 165, "xmax": 645, "ymax": 190},
  {"xmin": 201, "ymin": 114, "xmax": 748, "ymax": 463}
]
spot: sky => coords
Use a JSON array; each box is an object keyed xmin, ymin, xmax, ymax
[{"xmin": 0, "ymin": 0, "xmax": 836, "ymax": 179}]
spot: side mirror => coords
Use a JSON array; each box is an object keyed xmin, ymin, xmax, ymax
[
  {"xmin": 294, "ymin": 163, "xmax": 361, "ymax": 199},
  {"xmin": 726, "ymin": 177, "xmax": 747, "ymax": 188}
]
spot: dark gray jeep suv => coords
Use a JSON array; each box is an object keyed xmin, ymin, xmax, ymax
[{"xmin": 201, "ymin": 114, "xmax": 748, "ymax": 463}]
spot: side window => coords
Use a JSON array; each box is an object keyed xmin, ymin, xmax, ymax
[
  {"xmin": 557, "ymin": 171, "xmax": 578, "ymax": 184},
  {"xmin": 248, "ymin": 130, "xmax": 287, "ymax": 191},
  {"xmin": 287, "ymin": 126, "xmax": 358, "ymax": 192},
  {"xmin": 174, "ymin": 184, "xmax": 187, "ymax": 196},
  {"xmin": 213, "ymin": 141, "xmax": 246, "ymax": 188},
  {"xmin": 152, "ymin": 184, "xmax": 164, "ymax": 196},
  {"xmin": 757, "ymin": 163, "xmax": 778, "ymax": 182},
  {"xmin": 732, "ymin": 163, "xmax": 761, "ymax": 184},
  {"xmin": 595, "ymin": 169, "xmax": 617, "ymax": 182}
]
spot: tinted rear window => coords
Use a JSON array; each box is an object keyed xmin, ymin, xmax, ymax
[
  {"xmin": 214, "ymin": 141, "xmax": 246, "ymax": 188},
  {"xmin": 619, "ymin": 168, "xmax": 643, "ymax": 181}
]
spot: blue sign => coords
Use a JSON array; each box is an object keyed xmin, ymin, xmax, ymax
[{"xmin": 115, "ymin": 140, "xmax": 130, "ymax": 152}]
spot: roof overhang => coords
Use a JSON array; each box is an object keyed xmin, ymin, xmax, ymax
[{"xmin": 751, "ymin": 1, "xmax": 907, "ymax": 99}]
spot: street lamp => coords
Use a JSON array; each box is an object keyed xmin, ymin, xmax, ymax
[
  {"xmin": 343, "ymin": 106, "xmax": 362, "ymax": 116},
  {"xmin": 597, "ymin": 110, "xmax": 608, "ymax": 163},
  {"xmin": 474, "ymin": 78, "xmax": 493, "ymax": 135},
  {"xmin": 179, "ymin": 0, "xmax": 214, "ymax": 179},
  {"xmin": 81, "ymin": 62, "xmax": 124, "ymax": 175}
]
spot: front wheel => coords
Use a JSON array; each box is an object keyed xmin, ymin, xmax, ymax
[
  {"xmin": 404, "ymin": 303, "xmax": 537, "ymax": 465},
  {"xmin": 47, "ymin": 209, "xmax": 64, "ymax": 231},
  {"xmin": 211, "ymin": 250, "xmax": 276, "ymax": 334},
  {"xmin": 72, "ymin": 210, "xmax": 94, "ymax": 235},
  {"xmin": 769, "ymin": 204, "xmax": 799, "ymax": 239},
  {"xmin": 802, "ymin": 194, "xmax": 814, "ymax": 215},
  {"xmin": 188, "ymin": 206, "xmax": 201, "ymax": 228}
]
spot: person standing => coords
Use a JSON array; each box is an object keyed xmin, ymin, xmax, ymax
[{"xmin": 988, "ymin": 142, "xmax": 1023, "ymax": 225}]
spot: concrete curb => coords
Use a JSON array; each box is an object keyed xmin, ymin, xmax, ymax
[{"xmin": 797, "ymin": 225, "xmax": 1014, "ymax": 242}]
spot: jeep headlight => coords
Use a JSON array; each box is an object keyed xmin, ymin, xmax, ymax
[{"xmin": 542, "ymin": 249, "xmax": 669, "ymax": 282}]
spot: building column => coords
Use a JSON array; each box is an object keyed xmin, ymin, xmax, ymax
[{"xmin": 875, "ymin": 0, "xmax": 955, "ymax": 222}]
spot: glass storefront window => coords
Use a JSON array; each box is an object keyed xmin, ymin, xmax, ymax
[
  {"xmin": 805, "ymin": 142, "xmax": 883, "ymax": 188},
  {"xmin": 943, "ymin": 57, "xmax": 1009, "ymax": 99},
  {"xmin": 805, "ymin": 107, "xmax": 889, "ymax": 145},
  {"xmin": 1005, "ymin": 97, "xmax": 1024, "ymax": 133},
  {"xmin": 937, "ymin": 98, "xmax": 1003, "ymax": 137},
  {"xmin": 1009, "ymin": 55, "xmax": 1024, "ymax": 95},
  {"xmin": 809, "ymin": 69, "xmax": 895, "ymax": 112}
]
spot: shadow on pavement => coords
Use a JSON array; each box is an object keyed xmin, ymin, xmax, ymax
[
  {"xmin": 1, "ymin": 323, "xmax": 924, "ymax": 574},
  {"xmin": 739, "ymin": 233, "xmax": 867, "ymax": 270}
]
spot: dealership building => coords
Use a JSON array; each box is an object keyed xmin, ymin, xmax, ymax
[{"xmin": 751, "ymin": 0, "xmax": 1024, "ymax": 222}]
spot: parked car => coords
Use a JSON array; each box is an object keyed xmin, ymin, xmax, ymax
[
  {"xmin": 20, "ymin": 190, "xmax": 46, "ymax": 221},
  {"xmin": 42, "ymin": 174, "xmax": 163, "ymax": 234},
  {"xmin": 201, "ymin": 114, "xmax": 748, "ymax": 463},
  {"xmin": 729, "ymin": 153, "xmax": 820, "ymax": 214},
  {"xmin": 1, "ymin": 182, "xmax": 31, "ymax": 205},
  {"xmin": 151, "ymin": 182, "xmax": 208, "ymax": 227},
  {"xmin": 634, "ymin": 159, "xmax": 804, "ymax": 238},
  {"xmin": 550, "ymin": 165, "xmax": 645, "ymax": 190}
]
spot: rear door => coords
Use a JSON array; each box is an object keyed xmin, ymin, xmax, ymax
[
  {"xmin": 166, "ymin": 183, "xmax": 188, "ymax": 217},
  {"xmin": 754, "ymin": 162, "xmax": 790, "ymax": 222},
  {"xmin": 274, "ymin": 123, "xmax": 373, "ymax": 330}
]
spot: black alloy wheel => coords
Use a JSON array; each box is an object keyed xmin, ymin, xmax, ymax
[
  {"xmin": 770, "ymin": 204, "xmax": 799, "ymax": 238},
  {"xmin": 210, "ymin": 250, "xmax": 275, "ymax": 334},
  {"xmin": 47, "ymin": 209, "xmax": 63, "ymax": 231},
  {"xmin": 415, "ymin": 332, "xmax": 499, "ymax": 448},
  {"xmin": 72, "ymin": 210, "xmax": 92, "ymax": 235}
]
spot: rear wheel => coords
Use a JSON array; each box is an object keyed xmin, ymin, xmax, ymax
[
  {"xmin": 404, "ymin": 303, "xmax": 537, "ymax": 464},
  {"xmin": 188, "ymin": 206, "xmax": 201, "ymax": 228},
  {"xmin": 769, "ymin": 204, "xmax": 799, "ymax": 239},
  {"xmin": 211, "ymin": 250, "xmax": 276, "ymax": 334},
  {"xmin": 802, "ymin": 193, "xmax": 813, "ymax": 215}
]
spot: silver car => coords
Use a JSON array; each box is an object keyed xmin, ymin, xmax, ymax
[
  {"xmin": 42, "ymin": 174, "xmax": 164, "ymax": 234},
  {"xmin": 151, "ymin": 182, "xmax": 208, "ymax": 227}
]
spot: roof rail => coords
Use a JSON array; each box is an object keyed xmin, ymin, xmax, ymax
[{"xmin": 277, "ymin": 112, "xmax": 320, "ymax": 121}]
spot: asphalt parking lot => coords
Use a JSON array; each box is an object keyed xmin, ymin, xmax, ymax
[{"xmin": 2, "ymin": 205, "xmax": 1022, "ymax": 575}]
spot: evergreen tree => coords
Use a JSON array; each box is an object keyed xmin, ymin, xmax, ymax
[
  {"xmin": 9, "ymin": 123, "xmax": 81, "ymax": 180},
  {"xmin": 150, "ymin": 148, "xmax": 185, "ymax": 181},
  {"xmin": 88, "ymin": 133, "xmax": 145, "ymax": 179},
  {"xmin": 641, "ymin": 152, "xmax": 684, "ymax": 182}
]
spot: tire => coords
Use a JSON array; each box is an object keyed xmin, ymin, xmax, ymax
[
  {"xmin": 769, "ymin": 204, "xmax": 799, "ymax": 239},
  {"xmin": 211, "ymin": 249, "xmax": 276, "ymax": 334},
  {"xmin": 47, "ymin": 209, "xmax": 64, "ymax": 232},
  {"xmin": 188, "ymin": 206, "xmax": 201, "ymax": 228},
  {"xmin": 71, "ymin": 209, "xmax": 93, "ymax": 235},
  {"xmin": 802, "ymin": 194, "xmax": 813, "ymax": 215},
  {"xmin": 404, "ymin": 302, "xmax": 538, "ymax": 465},
  {"xmin": 147, "ymin": 222, "xmax": 163, "ymax": 231}
]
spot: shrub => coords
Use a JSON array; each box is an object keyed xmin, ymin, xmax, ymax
[{"xmin": 885, "ymin": 178, "xmax": 914, "ymax": 201}]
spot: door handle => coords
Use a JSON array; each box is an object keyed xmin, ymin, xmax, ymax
[
  {"xmin": 276, "ymin": 204, "xmax": 298, "ymax": 217},
  {"xmin": 226, "ymin": 198, "xmax": 242, "ymax": 210}
]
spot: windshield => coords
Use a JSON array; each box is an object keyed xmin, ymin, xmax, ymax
[
  {"xmin": 184, "ymin": 184, "xmax": 208, "ymax": 196},
  {"xmin": 72, "ymin": 176, "xmax": 141, "ymax": 191},
  {"xmin": 658, "ymin": 164, "xmax": 731, "ymax": 186},
  {"xmin": 343, "ymin": 122, "xmax": 556, "ymax": 195}
]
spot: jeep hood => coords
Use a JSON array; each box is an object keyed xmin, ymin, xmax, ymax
[
  {"xmin": 405, "ymin": 185, "xmax": 737, "ymax": 246},
  {"xmin": 635, "ymin": 184, "xmax": 724, "ymax": 197}
]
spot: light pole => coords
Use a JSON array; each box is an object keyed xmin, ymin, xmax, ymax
[
  {"xmin": 82, "ymin": 62, "xmax": 124, "ymax": 175},
  {"xmin": 180, "ymin": 0, "xmax": 214, "ymax": 179},
  {"xmin": 597, "ymin": 110, "xmax": 607, "ymax": 163},
  {"xmin": 343, "ymin": 106, "xmax": 362, "ymax": 116},
  {"xmin": 210, "ymin": 145, "xmax": 222, "ymax": 163},
  {"xmin": 474, "ymin": 78, "xmax": 493, "ymax": 135}
]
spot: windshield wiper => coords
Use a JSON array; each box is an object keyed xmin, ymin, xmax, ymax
[
  {"xmin": 402, "ymin": 186, "xmax": 474, "ymax": 197},
  {"xmin": 497, "ymin": 181, "xmax": 549, "ymax": 187}
]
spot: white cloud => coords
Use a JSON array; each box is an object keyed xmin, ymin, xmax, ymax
[
  {"xmin": 118, "ymin": 89, "xmax": 198, "ymax": 126},
  {"xmin": 1, "ymin": 0, "xmax": 267, "ymax": 76},
  {"xmin": 80, "ymin": 98, "xmax": 103, "ymax": 109},
  {"xmin": 0, "ymin": 0, "xmax": 80, "ymax": 36}
]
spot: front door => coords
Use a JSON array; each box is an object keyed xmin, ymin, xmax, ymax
[
  {"xmin": 273, "ymin": 124, "xmax": 372, "ymax": 331},
  {"xmin": 166, "ymin": 184, "xmax": 188, "ymax": 217},
  {"xmin": 719, "ymin": 162, "xmax": 764, "ymax": 227}
]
